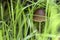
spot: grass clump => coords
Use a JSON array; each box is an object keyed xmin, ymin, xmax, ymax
[{"xmin": 0, "ymin": 0, "xmax": 60, "ymax": 40}]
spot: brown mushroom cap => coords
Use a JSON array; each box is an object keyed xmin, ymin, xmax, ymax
[
  {"xmin": 33, "ymin": 8, "xmax": 45, "ymax": 22},
  {"xmin": 34, "ymin": 8, "xmax": 45, "ymax": 16}
]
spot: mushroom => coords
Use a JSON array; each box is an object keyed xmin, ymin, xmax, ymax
[
  {"xmin": 33, "ymin": 8, "xmax": 45, "ymax": 22},
  {"xmin": 33, "ymin": 8, "xmax": 46, "ymax": 33}
]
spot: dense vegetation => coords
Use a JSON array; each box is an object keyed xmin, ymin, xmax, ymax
[{"xmin": 0, "ymin": 0, "xmax": 60, "ymax": 40}]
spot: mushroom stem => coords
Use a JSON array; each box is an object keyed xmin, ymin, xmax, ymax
[{"xmin": 39, "ymin": 22, "xmax": 41, "ymax": 33}]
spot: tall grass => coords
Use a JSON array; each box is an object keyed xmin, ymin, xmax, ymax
[{"xmin": 0, "ymin": 0, "xmax": 60, "ymax": 40}]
